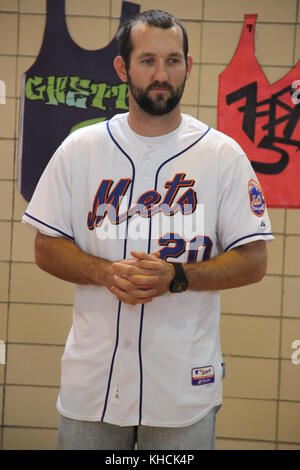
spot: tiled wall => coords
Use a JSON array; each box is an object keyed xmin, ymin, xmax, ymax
[{"xmin": 0, "ymin": 0, "xmax": 300, "ymax": 450}]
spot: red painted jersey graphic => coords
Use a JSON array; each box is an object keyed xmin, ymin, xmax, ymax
[{"xmin": 218, "ymin": 14, "xmax": 300, "ymax": 207}]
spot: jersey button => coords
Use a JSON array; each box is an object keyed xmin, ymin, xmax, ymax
[
  {"xmin": 145, "ymin": 156, "xmax": 150, "ymax": 162},
  {"xmin": 143, "ymin": 174, "xmax": 149, "ymax": 180}
]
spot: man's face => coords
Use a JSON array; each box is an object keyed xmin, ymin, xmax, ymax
[{"xmin": 125, "ymin": 22, "xmax": 191, "ymax": 116}]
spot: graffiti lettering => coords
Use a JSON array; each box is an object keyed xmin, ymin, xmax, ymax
[
  {"xmin": 226, "ymin": 81, "xmax": 300, "ymax": 175},
  {"xmin": 25, "ymin": 75, "xmax": 128, "ymax": 111}
]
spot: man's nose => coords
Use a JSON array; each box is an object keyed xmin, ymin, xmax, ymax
[{"xmin": 152, "ymin": 62, "xmax": 168, "ymax": 82}]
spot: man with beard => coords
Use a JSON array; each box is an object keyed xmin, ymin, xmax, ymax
[{"xmin": 23, "ymin": 10, "xmax": 273, "ymax": 450}]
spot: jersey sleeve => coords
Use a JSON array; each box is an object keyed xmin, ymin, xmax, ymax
[
  {"xmin": 217, "ymin": 153, "xmax": 274, "ymax": 252},
  {"xmin": 22, "ymin": 142, "xmax": 74, "ymax": 240}
]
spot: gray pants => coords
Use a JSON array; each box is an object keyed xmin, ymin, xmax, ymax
[{"xmin": 56, "ymin": 406, "xmax": 219, "ymax": 450}]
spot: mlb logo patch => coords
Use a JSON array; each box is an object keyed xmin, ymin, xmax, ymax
[
  {"xmin": 192, "ymin": 366, "xmax": 215, "ymax": 386},
  {"xmin": 248, "ymin": 179, "xmax": 265, "ymax": 217}
]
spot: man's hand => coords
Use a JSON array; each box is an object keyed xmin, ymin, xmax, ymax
[
  {"xmin": 108, "ymin": 240, "xmax": 268, "ymax": 304},
  {"xmin": 34, "ymin": 232, "xmax": 173, "ymax": 304},
  {"xmin": 109, "ymin": 250, "xmax": 175, "ymax": 305}
]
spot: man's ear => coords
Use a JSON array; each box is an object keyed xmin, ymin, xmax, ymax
[{"xmin": 114, "ymin": 55, "xmax": 127, "ymax": 82}]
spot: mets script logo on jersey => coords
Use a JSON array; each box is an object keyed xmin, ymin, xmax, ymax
[
  {"xmin": 87, "ymin": 173, "xmax": 197, "ymax": 229},
  {"xmin": 248, "ymin": 179, "xmax": 265, "ymax": 217},
  {"xmin": 192, "ymin": 366, "xmax": 215, "ymax": 386}
]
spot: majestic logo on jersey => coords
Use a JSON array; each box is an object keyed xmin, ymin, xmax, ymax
[
  {"xmin": 248, "ymin": 179, "xmax": 265, "ymax": 217},
  {"xmin": 192, "ymin": 366, "xmax": 215, "ymax": 386},
  {"xmin": 87, "ymin": 173, "xmax": 197, "ymax": 230}
]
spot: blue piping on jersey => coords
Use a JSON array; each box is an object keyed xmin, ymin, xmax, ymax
[
  {"xmin": 138, "ymin": 304, "xmax": 145, "ymax": 423},
  {"xmin": 103, "ymin": 121, "xmax": 211, "ymax": 425},
  {"xmin": 224, "ymin": 232, "xmax": 273, "ymax": 252},
  {"xmin": 143, "ymin": 125, "xmax": 211, "ymax": 423},
  {"xmin": 101, "ymin": 300, "xmax": 122, "ymax": 422},
  {"xmin": 154, "ymin": 126, "xmax": 211, "ymax": 197},
  {"xmin": 148, "ymin": 126, "xmax": 211, "ymax": 256},
  {"xmin": 101, "ymin": 119, "xmax": 136, "ymax": 422},
  {"xmin": 24, "ymin": 212, "xmax": 74, "ymax": 240}
]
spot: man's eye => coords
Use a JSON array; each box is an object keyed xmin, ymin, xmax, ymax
[{"xmin": 142, "ymin": 59, "xmax": 153, "ymax": 65}]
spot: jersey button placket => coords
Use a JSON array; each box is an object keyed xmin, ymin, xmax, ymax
[{"xmin": 142, "ymin": 153, "xmax": 153, "ymax": 182}]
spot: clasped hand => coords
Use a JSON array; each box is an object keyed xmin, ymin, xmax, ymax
[{"xmin": 108, "ymin": 250, "xmax": 175, "ymax": 305}]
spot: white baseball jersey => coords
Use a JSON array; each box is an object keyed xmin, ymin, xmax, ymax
[{"xmin": 22, "ymin": 113, "xmax": 274, "ymax": 427}]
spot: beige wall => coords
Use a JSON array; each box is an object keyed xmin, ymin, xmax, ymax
[{"xmin": 0, "ymin": 0, "xmax": 300, "ymax": 450}]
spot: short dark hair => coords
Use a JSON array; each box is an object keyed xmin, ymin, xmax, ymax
[{"xmin": 116, "ymin": 9, "xmax": 189, "ymax": 71}]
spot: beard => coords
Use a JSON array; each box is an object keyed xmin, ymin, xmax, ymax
[{"xmin": 126, "ymin": 71, "xmax": 187, "ymax": 116}]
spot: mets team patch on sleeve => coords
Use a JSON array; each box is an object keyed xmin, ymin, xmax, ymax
[
  {"xmin": 192, "ymin": 366, "xmax": 215, "ymax": 386},
  {"xmin": 248, "ymin": 179, "xmax": 265, "ymax": 217}
]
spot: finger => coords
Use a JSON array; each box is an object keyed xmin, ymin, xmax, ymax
[
  {"xmin": 112, "ymin": 274, "xmax": 157, "ymax": 296},
  {"xmin": 110, "ymin": 288, "xmax": 131, "ymax": 305},
  {"xmin": 110, "ymin": 286, "xmax": 155, "ymax": 305},
  {"xmin": 112, "ymin": 274, "xmax": 136, "ymax": 292},
  {"xmin": 116, "ymin": 259, "xmax": 137, "ymax": 265},
  {"xmin": 133, "ymin": 259, "xmax": 162, "ymax": 271},
  {"xmin": 152, "ymin": 251, "xmax": 161, "ymax": 258},
  {"xmin": 128, "ymin": 274, "xmax": 159, "ymax": 287},
  {"xmin": 113, "ymin": 262, "xmax": 156, "ymax": 278},
  {"xmin": 112, "ymin": 262, "xmax": 142, "ymax": 277},
  {"xmin": 131, "ymin": 287, "xmax": 157, "ymax": 299},
  {"xmin": 130, "ymin": 250, "xmax": 159, "ymax": 262}
]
